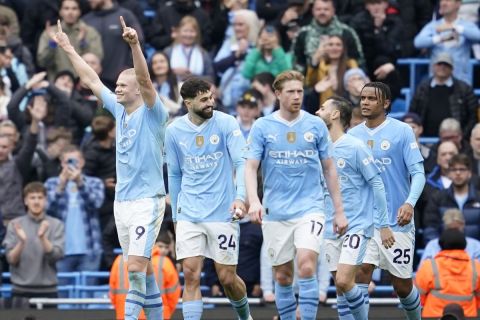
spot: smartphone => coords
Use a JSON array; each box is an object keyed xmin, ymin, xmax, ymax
[{"xmin": 67, "ymin": 158, "xmax": 78, "ymax": 169}]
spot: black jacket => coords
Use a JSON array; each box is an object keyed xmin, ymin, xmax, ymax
[
  {"xmin": 350, "ymin": 10, "xmax": 403, "ymax": 73},
  {"xmin": 409, "ymin": 77, "xmax": 479, "ymax": 139},
  {"xmin": 146, "ymin": 1, "xmax": 213, "ymax": 51},
  {"xmin": 423, "ymin": 183, "xmax": 480, "ymax": 243}
]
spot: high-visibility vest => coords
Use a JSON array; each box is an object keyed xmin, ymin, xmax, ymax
[
  {"xmin": 109, "ymin": 248, "xmax": 181, "ymax": 319},
  {"xmin": 415, "ymin": 249, "xmax": 480, "ymax": 318}
]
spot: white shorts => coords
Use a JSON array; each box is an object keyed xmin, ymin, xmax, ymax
[
  {"xmin": 325, "ymin": 233, "xmax": 369, "ymax": 272},
  {"xmin": 114, "ymin": 196, "xmax": 165, "ymax": 260},
  {"xmin": 363, "ymin": 228, "xmax": 415, "ymax": 279},
  {"xmin": 175, "ymin": 221, "xmax": 240, "ymax": 265},
  {"xmin": 262, "ymin": 213, "xmax": 325, "ymax": 266}
]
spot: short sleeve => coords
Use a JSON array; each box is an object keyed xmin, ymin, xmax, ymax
[
  {"xmin": 100, "ymin": 86, "xmax": 122, "ymax": 118},
  {"xmin": 224, "ymin": 116, "xmax": 246, "ymax": 158},
  {"xmin": 147, "ymin": 94, "xmax": 169, "ymax": 126},
  {"xmin": 402, "ymin": 125, "xmax": 424, "ymax": 167},
  {"xmin": 316, "ymin": 119, "xmax": 331, "ymax": 160},
  {"xmin": 245, "ymin": 121, "xmax": 264, "ymax": 160}
]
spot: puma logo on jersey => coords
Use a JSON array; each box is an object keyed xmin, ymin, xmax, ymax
[{"xmin": 267, "ymin": 134, "xmax": 278, "ymax": 142}]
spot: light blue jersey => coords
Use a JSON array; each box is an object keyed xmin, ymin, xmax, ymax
[
  {"xmin": 324, "ymin": 134, "xmax": 381, "ymax": 239},
  {"xmin": 245, "ymin": 110, "xmax": 331, "ymax": 221},
  {"xmin": 165, "ymin": 111, "xmax": 246, "ymax": 222},
  {"xmin": 348, "ymin": 117, "xmax": 424, "ymax": 232},
  {"xmin": 101, "ymin": 86, "xmax": 168, "ymax": 201}
]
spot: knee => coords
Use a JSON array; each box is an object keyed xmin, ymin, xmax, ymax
[
  {"xmin": 298, "ymin": 263, "xmax": 316, "ymax": 278},
  {"xmin": 275, "ymin": 271, "xmax": 293, "ymax": 286},
  {"xmin": 218, "ymin": 269, "xmax": 237, "ymax": 289},
  {"xmin": 335, "ymin": 274, "xmax": 352, "ymax": 293},
  {"xmin": 183, "ymin": 264, "xmax": 201, "ymax": 287},
  {"xmin": 355, "ymin": 265, "xmax": 373, "ymax": 284},
  {"xmin": 392, "ymin": 279, "xmax": 413, "ymax": 298},
  {"xmin": 127, "ymin": 257, "xmax": 148, "ymax": 273}
]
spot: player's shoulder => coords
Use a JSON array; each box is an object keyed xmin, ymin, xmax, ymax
[
  {"xmin": 347, "ymin": 121, "xmax": 366, "ymax": 135},
  {"xmin": 388, "ymin": 117, "xmax": 412, "ymax": 131},
  {"xmin": 212, "ymin": 110, "xmax": 237, "ymax": 126},
  {"xmin": 166, "ymin": 115, "xmax": 187, "ymax": 132},
  {"xmin": 252, "ymin": 113, "xmax": 274, "ymax": 130},
  {"xmin": 344, "ymin": 133, "xmax": 364, "ymax": 146},
  {"xmin": 297, "ymin": 111, "xmax": 328, "ymax": 133}
]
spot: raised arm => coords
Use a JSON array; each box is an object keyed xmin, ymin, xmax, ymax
[
  {"xmin": 50, "ymin": 20, "xmax": 103, "ymax": 99},
  {"xmin": 120, "ymin": 16, "xmax": 157, "ymax": 108}
]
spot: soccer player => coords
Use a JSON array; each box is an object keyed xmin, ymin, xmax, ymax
[
  {"xmin": 51, "ymin": 18, "xmax": 168, "ymax": 320},
  {"xmin": 349, "ymin": 82, "xmax": 425, "ymax": 320},
  {"xmin": 317, "ymin": 96, "xmax": 395, "ymax": 320},
  {"xmin": 165, "ymin": 77, "xmax": 252, "ymax": 320},
  {"xmin": 245, "ymin": 70, "xmax": 348, "ymax": 320}
]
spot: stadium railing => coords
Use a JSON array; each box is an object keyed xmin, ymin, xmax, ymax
[{"xmin": 397, "ymin": 58, "xmax": 479, "ymax": 94}]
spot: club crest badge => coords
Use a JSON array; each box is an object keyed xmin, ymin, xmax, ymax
[
  {"xmin": 381, "ymin": 140, "xmax": 390, "ymax": 150},
  {"xmin": 210, "ymin": 134, "xmax": 220, "ymax": 145},
  {"xmin": 304, "ymin": 132, "xmax": 314, "ymax": 142}
]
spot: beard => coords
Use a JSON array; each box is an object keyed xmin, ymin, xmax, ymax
[{"xmin": 194, "ymin": 106, "xmax": 213, "ymax": 120}]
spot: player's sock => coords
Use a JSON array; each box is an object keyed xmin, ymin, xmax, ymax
[
  {"xmin": 344, "ymin": 285, "xmax": 368, "ymax": 320},
  {"xmin": 182, "ymin": 299, "xmax": 203, "ymax": 320},
  {"xmin": 125, "ymin": 271, "xmax": 146, "ymax": 320},
  {"xmin": 357, "ymin": 283, "xmax": 370, "ymax": 306},
  {"xmin": 399, "ymin": 286, "xmax": 422, "ymax": 320},
  {"xmin": 298, "ymin": 277, "xmax": 319, "ymax": 320},
  {"xmin": 274, "ymin": 282, "xmax": 297, "ymax": 320},
  {"xmin": 144, "ymin": 273, "xmax": 163, "ymax": 320},
  {"xmin": 336, "ymin": 294, "xmax": 354, "ymax": 320},
  {"xmin": 229, "ymin": 295, "xmax": 251, "ymax": 320}
]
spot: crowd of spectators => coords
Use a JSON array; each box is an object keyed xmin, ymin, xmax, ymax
[{"xmin": 0, "ymin": 0, "xmax": 479, "ymax": 314}]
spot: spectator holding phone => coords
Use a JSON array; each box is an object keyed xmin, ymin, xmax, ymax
[
  {"xmin": 241, "ymin": 24, "xmax": 292, "ymax": 80},
  {"xmin": 414, "ymin": 0, "xmax": 480, "ymax": 84},
  {"xmin": 44, "ymin": 144, "xmax": 104, "ymax": 274}
]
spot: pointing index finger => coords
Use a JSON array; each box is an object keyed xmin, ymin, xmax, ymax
[
  {"xmin": 119, "ymin": 16, "xmax": 127, "ymax": 29},
  {"xmin": 57, "ymin": 19, "xmax": 62, "ymax": 33}
]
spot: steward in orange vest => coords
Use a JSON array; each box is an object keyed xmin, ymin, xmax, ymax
[
  {"xmin": 416, "ymin": 229, "xmax": 480, "ymax": 318},
  {"xmin": 109, "ymin": 234, "xmax": 181, "ymax": 319}
]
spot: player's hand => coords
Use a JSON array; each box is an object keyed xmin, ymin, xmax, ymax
[
  {"xmin": 230, "ymin": 199, "xmax": 246, "ymax": 221},
  {"xmin": 120, "ymin": 16, "xmax": 138, "ymax": 45},
  {"xmin": 38, "ymin": 220, "xmax": 50, "ymax": 238},
  {"xmin": 248, "ymin": 201, "xmax": 264, "ymax": 224},
  {"xmin": 379, "ymin": 227, "xmax": 395, "ymax": 249},
  {"xmin": 50, "ymin": 20, "xmax": 74, "ymax": 53},
  {"xmin": 263, "ymin": 292, "xmax": 275, "ymax": 303},
  {"xmin": 333, "ymin": 212, "xmax": 348, "ymax": 236},
  {"xmin": 397, "ymin": 203, "xmax": 413, "ymax": 226},
  {"xmin": 14, "ymin": 222, "xmax": 27, "ymax": 242}
]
